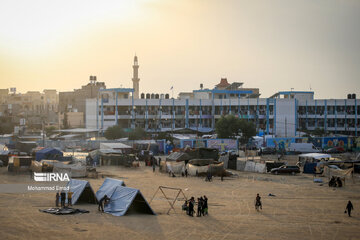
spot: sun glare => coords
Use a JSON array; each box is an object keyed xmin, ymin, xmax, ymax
[{"xmin": 0, "ymin": 0, "xmax": 146, "ymax": 56}]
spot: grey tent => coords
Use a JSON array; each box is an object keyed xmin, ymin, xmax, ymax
[
  {"xmin": 96, "ymin": 178, "xmax": 126, "ymax": 202},
  {"xmin": 66, "ymin": 179, "xmax": 97, "ymax": 205},
  {"xmin": 103, "ymin": 186, "xmax": 155, "ymax": 216}
]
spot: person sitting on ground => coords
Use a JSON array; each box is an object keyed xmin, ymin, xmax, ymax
[
  {"xmin": 98, "ymin": 194, "xmax": 110, "ymax": 212},
  {"xmin": 337, "ymin": 177, "xmax": 343, "ymax": 187},
  {"xmin": 182, "ymin": 200, "xmax": 188, "ymax": 214}
]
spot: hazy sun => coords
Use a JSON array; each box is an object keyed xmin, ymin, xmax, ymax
[{"xmin": 0, "ymin": 0, "xmax": 151, "ymax": 55}]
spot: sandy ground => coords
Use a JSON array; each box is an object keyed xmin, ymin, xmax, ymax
[{"xmin": 0, "ymin": 164, "xmax": 360, "ymax": 240}]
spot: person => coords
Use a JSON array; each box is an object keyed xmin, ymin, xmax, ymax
[
  {"xmin": 67, "ymin": 191, "xmax": 73, "ymax": 207},
  {"xmin": 158, "ymin": 157, "xmax": 161, "ymax": 166},
  {"xmin": 60, "ymin": 190, "xmax": 66, "ymax": 208},
  {"xmin": 188, "ymin": 197, "xmax": 194, "ymax": 217},
  {"xmin": 185, "ymin": 168, "xmax": 188, "ymax": 178},
  {"xmin": 336, "ymin": 177, "xmax": 343, "ymax": 187},
  {"xmin": 221, "ymin": 170, "xmax": 225, "ymax": 181},
  {"xmin": 206, "ymin": 171, "xmax": 212, "ymax": 182},
  {"xmin": 182, "ymin": 200, "xmax": 188, "ymax": 214},
  {"xmin": 98, "ymin": 194, "xmax": 110, "ymax": 212},
  {"xmin": 329, "ymin": 176, "xmax": 337, "ymax": 187},
  {"xmin": 255, "ymin": 193, "xmax": 262, "ymax": 210},
  {"xmin": 197, "ymin": 198, "xmax": 202, "ymax": 217},
  {"xmin": 200, "ymin": 197, "xmax": 205, "ymax": 216},
  {"xmin": 203, "ymin": 195, "xmax": 208, "ymax": 215},
  {"xmin": 346, "ymin": 200, "xmax": 354, "ymax": 217},
  {"xmin": 55, "ymin": 191, "xmax": 60, "ymax": 207},
  {"xmin": 313, "ymin": 166, "xmax": 317, "ymax": 177},
  {"xmin": 153, "ymin": 163, "xmax": 155, "ymax": 172}
]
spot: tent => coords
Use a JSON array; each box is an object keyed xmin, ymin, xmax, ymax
[
  {"xmin": 103, "ymin": 186, "xmax": 155, "ymax": 216},
  {"xmin": 66, "ymin": 179, "xmax": 97, "ymax": 205},
  {"xmin": 53, "ymin": 162, "xmax": 87, "ymax": 178},
  {"xmin": 96, "ymin": 178, "xmax": 126, "ymax": 202},
  {"xmin": 100, "ymin": 142, "xmax": 132, "ymax": 152},
  {"xmin": 36, "ymin": 148, "xmax": 63, "ymax": 161}
]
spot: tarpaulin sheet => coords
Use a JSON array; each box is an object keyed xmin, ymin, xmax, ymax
[
  {"xmin": 40, "ymin": 207, "xmax": 89, "ymax": 215},
  {"xmin": 96, "ymin": 178, "xmax": 125, "ymax": 202},
  {"xmin": 303, "ymin": 163, "xmax": 317, "ymax": 174},
  {"xmin": 237, "ymin": 160, "xmax": 246, "ymax": 171},
  {"xmin": 254, "ymin": 163, "xmax": 266, "ymax": 173},
  {"xmin": 166, "ymin": 161, "xmax": 185, "ymax": 174},
  {"xmin": 244, "ymin": 161, "xmax": 256, "ymax": 172},
  {"xmin": 66, "ymin": 179, "xmax": 97, "ymax": 205},
  {"xmin": 104, "ymin": 186, "xmax": 155, "ymax": 216}
]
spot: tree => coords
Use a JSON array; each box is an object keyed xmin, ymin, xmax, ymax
[
  {"xmin": 156, "ymin": 132, "xmax": 174, "ymax": 145},
  {"xmin": 128, "ymin": 127, "xmax": 148, "ymax": 140},
  {"xmin": 312, "ymin": 128, "xmax": 325, "ymax": 137},
  {"xmin": 104, "ymin": 125, "xmax": 125, "ymax": 140},
  {"xmin": 45, "ymin": 126, "xmax": 57, "ymax": 136},
  {"xmin": 215, "ymin": 115, "xmax": 256, "ymax": 144}
]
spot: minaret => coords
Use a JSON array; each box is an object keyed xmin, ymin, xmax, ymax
[{"xmin": 132, "ymin": 55, "xmax": 140, "ymax": 99}]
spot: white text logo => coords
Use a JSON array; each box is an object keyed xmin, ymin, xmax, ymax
[{"xmin": 34, "ymin": 173, "xmax": 70, "ymax": 182}]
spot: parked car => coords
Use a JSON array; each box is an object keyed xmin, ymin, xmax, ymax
[
  {"xmin": 258, "ymin": 147, "xmax": 277, "ymax": 155},
  {"xmin": 271, "ymin": 165, "xmax": 300, "ymax": 175},
  {"xmin": 325, "ymin": 147, "xmax": 345, "ymax": 154}
]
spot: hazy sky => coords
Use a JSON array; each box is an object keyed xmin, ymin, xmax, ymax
[{"xmin": 0, "ymin": 0, "xmax": 359, "ymax": 99}]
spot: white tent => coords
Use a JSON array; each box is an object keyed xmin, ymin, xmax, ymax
[{"xmin": 100, "ymin": 142, "xmax": 132, "ymax": 151}]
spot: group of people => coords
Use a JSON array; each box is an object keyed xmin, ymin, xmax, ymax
[
  {"xmin": 182, "ymin": 196, "xmax": 208, "ymax": 217},
  {"xmin": 55, "ymin": 190, "xmax": 73, "ymax": 208},
  {"xmin": 329, "ymin": 176, "xmax": 343, "ymax": 187}
]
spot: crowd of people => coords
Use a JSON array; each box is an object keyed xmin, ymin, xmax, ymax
[{"xmin": 182, "ymin": 196, "xmax": 208, "ymax": 217}]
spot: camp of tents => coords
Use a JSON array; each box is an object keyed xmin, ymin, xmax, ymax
[{"xmin": 64, "ymin": 178, "xmax": 155, "ymax": 216}]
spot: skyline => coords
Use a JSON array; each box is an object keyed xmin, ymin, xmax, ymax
[{"xmin": 1, "ymin": 0, "xmax": 360, "ymax": 99}]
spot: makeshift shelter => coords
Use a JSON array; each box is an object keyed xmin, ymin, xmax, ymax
[
  {"xmin": 66, "ymin": 179, "xmax": 97, "ymax": 205},
  {"xmin": 103, "ymin": 186, "xmax": 155, "ymax": 216},
  {"xmin": 35, "ymin": 148, "xmax": 63, "ymax": 161},
  {"xmin": 166, "ymin": 161, "xmax": 185, "ymax": 174},
  {"xmin": 100, "ymin": 142, "xmax": 132, "ymax": 153},
  {"xmin": 96, "ymin": 178, "xmax": 126, "ymax": 202},
  {"xmin": 298, "ymin": 153, "xmax": 331, "ymax": 163},
  {"xmin": 53, "ymin": 162, "xmax": 87, "ymax": 177},
  {"xmin": 166, "ymin": 152, "xmax": 191, "ymax": 162}
]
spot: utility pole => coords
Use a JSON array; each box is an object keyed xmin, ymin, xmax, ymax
[{"xmin": 285, "ymin": 117, "xmax": 287, "ymax": 138}]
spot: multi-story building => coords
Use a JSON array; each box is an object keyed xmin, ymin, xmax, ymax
[
  {"xmin": 85, "ymin": 56, "xmax": 359, "ymax": 137},
  {"xmin": 59, "ymin": 76, "xmax": 106, "ymax": 114}
]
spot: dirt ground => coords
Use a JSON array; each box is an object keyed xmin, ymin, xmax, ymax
[{"xmin": 0, "ymin": 165, "xmax": 360, "ymax": 240}]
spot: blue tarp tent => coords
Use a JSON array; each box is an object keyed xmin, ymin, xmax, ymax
[
  {"xmin": 36, "ymin": 148, "xmax": 63, "ymax": 161},
  {"xmin": 104, "ymin": 186, "xmax": 155, "ymax": 216},
  {"xmin": 303, "ymin": 163, "xmax": 317, "ymax": 174},
  {"xmin": 96, "ymin": 178, "xmax": 126, "ymax": 202},
  {"xmin": 66, "ymin": 179, "xmax": 97, "ymax": 205}
]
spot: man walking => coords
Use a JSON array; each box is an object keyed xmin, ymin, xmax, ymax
[{"xmin": 346, "ymin": 200, "xmax": 354, "ymax": 217}]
